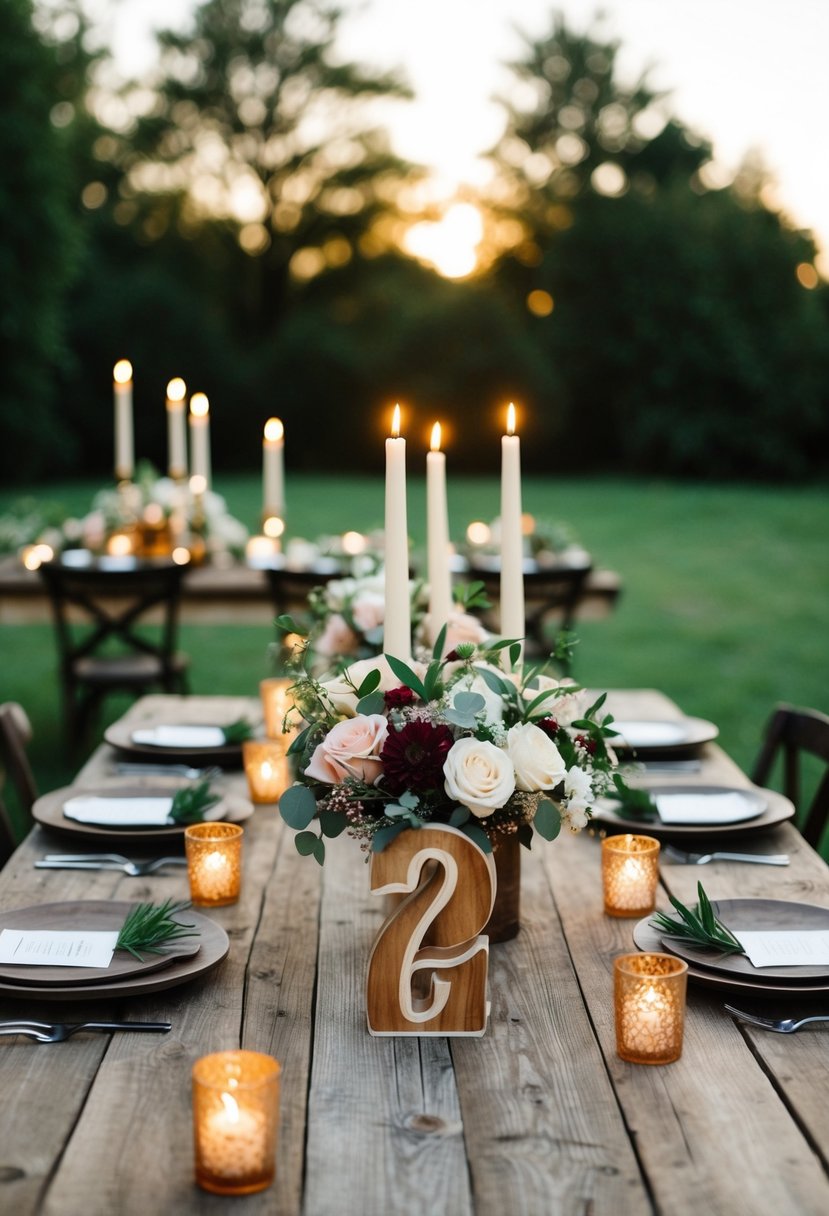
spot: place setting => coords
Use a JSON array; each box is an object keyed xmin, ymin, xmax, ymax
[{"xmin": 590, "ymin": 779, "xmax": 796, "ymax": 839}]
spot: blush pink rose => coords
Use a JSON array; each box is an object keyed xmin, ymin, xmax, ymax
[
  {"xmin": 315, "ymin": 613, "xmax": 360, "ymax": 658},
  {"xmin": 304, "ymin": 714, "xmax": 389, "ymax": 785},
  {"xmin": 351, "ymin": 591, "xmax": 385, "ymax": 634}
]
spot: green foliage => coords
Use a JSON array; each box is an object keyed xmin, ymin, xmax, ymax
[
  {"xmin": 168, "ymin": 781, "xmax": 221, "ymax": 824},
  {"xmin": 651, "ymin": 883, "xmax": 744, "ymax": 954},
  {"xmin": 116, "ymin": 899, "xmax": 198, "ymax": 961}
]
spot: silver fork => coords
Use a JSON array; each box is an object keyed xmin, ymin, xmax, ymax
[
  {"xmin": 724, "ymin": 1005, "xmax": 829, "ymax": 1033},
  {"xmin": 0, "ymin": 1020, "xmax": 172, "ymax": 1042},
  {"xmin": 115, "ymin": 763, "xmax": 222, "ymax": 780},
  {"xmin": 35, "ymin": 854, "xmax": 188, "ymax": 876},
  {"xmin": 662, "ymin": 844, "xmax": 789, "ymax": 866}
]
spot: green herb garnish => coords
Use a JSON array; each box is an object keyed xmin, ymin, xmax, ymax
[
  {"xmin": 115, "ymin": 899, "xmax": 198, "ymax": 961},
  {"xmin": 650, "ymin": 882, "xmax": 744, "ymax": 955},
  {"xmin": 221, "ymin": 718, "xmax": 255, "ymax": 744},
  {"xmin": 606, "ymin": 774, "xmax": 658, "ymax": 820},
  {"xmin": 168, "ymin": 780, "xmax": 220, "ymax": 825}
]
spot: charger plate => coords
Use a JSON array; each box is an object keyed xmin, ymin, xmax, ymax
[
  {"xmin": 32, "ymin": 781, "xmax": 253, "ymax": 846},
  {"xmin": 0, "ymin": 901, "xmax": 200, "ymax": 987},
  {"xmin": 633, "ymin": 911, "xmax": 829, "ymax": 998},
  {"xmin": 607, "ymin": 717, "xmax": 718, "ymax": 753},
  {"xmin": 591, "ymin": 784, "xmax": 794, "ymax": 838},
  {"xmin": 0, "ymin": 902, "xmax": 228, "ymax": 1001},
  {"xmin": 104, "ymin": 718, "xmax": 244, "ymax": 766}
]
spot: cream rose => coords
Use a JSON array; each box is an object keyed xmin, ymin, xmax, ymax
[
  {"xmin": 443, "ymin": 737, "xmax": 515, "ymax": 818},
  {"xmin": 444, "ymin": 611, "xmax": 490, "ymax": 650},
  {"xmin": 320, "ymin": 656, "xmax": 427, "ymax": 717},
  {"xmin": 525, "ymin": 676, "xmax": 587, "ymax": 727},
  {"xmin": 506, "ymin": 722, "xmax": 567, "ymax": 792},
  {"xmin": 304, "ymin": 713, "xmax": 388, "ymax": 785}
]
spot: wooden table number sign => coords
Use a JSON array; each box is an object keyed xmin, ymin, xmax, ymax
[{"xmin": 366, "ymin": 824, "xmax": 496, "ymax": 1036}]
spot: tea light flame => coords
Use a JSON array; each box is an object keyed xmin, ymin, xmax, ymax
[{"xmin": 190, "ymin": 393, "xmax": 210, "ymax": 418}]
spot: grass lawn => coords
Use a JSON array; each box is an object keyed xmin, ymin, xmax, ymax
[{"xmin": 1, "ymin": 474, "xmax": 827, "ymax": 846}]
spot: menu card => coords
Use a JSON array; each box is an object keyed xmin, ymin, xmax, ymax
[
  {"xmin": 732, "ymin": 929, "xmax": 829, "ymax": 969},
  {"xmin": 0, "ymin": 928, "xmax": 118, "ymax": 969}
]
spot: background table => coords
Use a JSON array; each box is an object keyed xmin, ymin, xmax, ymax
[{"xmin": 1, "ymin": 690, "xmax": 828, "ymax": 1215}]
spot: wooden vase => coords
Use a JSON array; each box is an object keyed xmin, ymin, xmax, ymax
[{"xmin": 485, "ymin": 833, "xmax": 521, "ymax": 943}]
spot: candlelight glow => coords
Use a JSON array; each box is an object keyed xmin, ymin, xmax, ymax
[
  {"xmin": 521, "ymin": 512, "xmax": 535, "ymax": 536},
  {"xmin": 113, "ymin": 359, "xmax": 133, "ymax": 384},
  {"xmin": 264, "ymin": 418, "xmax": 284, "ymax": 442},
  {"xmin": 341, "ymin": 530, "xmax": 367, "ymax": 555},
  {"xmin": 190, "ymin": 393, "xmax": 210, "ymax": 418},
  {"xmin": 263, "ymin": 515, "xmax": 285, "ymax": 538},
  {"xmin": 172, "ymin": 547, "xmax": 191, "ymax": 565},
  {"xmin": 143, "ymin": 503, "xmax": 164, "ymax": 526},
  {"xmin": 506, "ymin": 402, "xmax": 516, "ymax": 436},
  {"xmin": 466, "ymin": 521, "xmax": 491, "ymax": 546},
  {"xmin": 430, "ymin": 422, "xmax": 442, "ymax": 452},
  {"xmin": 107, "ymin": 532, "xmax": 133, "ymax": 557},
  {"xmin": 391, "ymin": 403, "xmax": 401, "ymax": 438},
  {"xmin": 22, "ymin": 543, "xmax": 54, "ymax": 570},
  {"xmin": 190, "ymin": 474, "xmax": 207, "ymax": 495},
  {"xmin": 166, "ymin": 377, "xmax": 186, "ymax": 402}
]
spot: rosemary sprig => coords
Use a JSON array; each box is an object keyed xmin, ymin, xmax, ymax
[
  {"xmin": 168, "ymin": 780, "xmax": 220, "ymax": 825},
  {"xmin": 606, "ymin": 774, "xmax": 657, "ymax": 820},
  {"xmin": 116, "ymin": 899, "xmax": 199, "ymax": 961},
  {"xmin": 650, "ymin": 882, "xmax": 744, "ymax": 955},
  {"xmin": 221, "ymin": 718, "xmax": 255, "ymax": 744}
]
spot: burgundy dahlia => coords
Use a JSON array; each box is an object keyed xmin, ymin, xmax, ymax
[
  {"xmin": 384, "ymin": 685, "xmax": 416, "ymax": 710},
  {"xmin": 536, "ymin": 716, "xmax": 559, "ymax": 740},
  {"xmin": 380, "ymin": 720, "xmax": 455, "ymax": 795}
]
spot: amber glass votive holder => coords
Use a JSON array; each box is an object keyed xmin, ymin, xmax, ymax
[
  {"xmin": 243, "ymin": 740, "xmax": 290, "ymax": 804},
  {"xmin": 614, "ymin": 953, "xmax": 688, "ymax": 1065},
  {"xmin": 602, "ymin": 834, "xmax": 660, "ymax": 918},
  {"xmin": 259, "ymin": 677, "xmax": 294, "ymax": 741},
  {"xmin": 184, "ymin": 822, "xmax": 243, "ymax": 907},
  {"xmin": 192, "ymin": 1051, "xmax": 281, "ymax": 1195}
]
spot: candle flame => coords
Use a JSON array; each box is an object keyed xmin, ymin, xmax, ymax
[
  {"xmin": 190, "ymin": 392, "xmax": 210, "ymax": 418},
  {"xmin": 430, "ymin": 422, "xmax": 442, "ymax": 452},
  {"xmin": 264, "ymin": 417, "xmax": 283, "ymax": 442},
  {"xmin": 189, "ymin": 474, "xmax": 207, "ymax": 496},
  {"xmin": 220, "ymin": 1092, "xmax": 240, "ymax": 1123},
  {"xmin": 341, "ymin": 530, "xmax": 367, "ymax": 555},
  {"xmin": 166, "ymin": 377, "xmax": 186, "ymax": 402},
  {"xmin": 263, "ymin": 515, "xmax": 285, "ymax": 538},
  {"xmin": 113, "ymin": 359, "xmax": 133, "ymax": 385},
  {"xmin": 506, "ymin": 402, "xmax": 516, "ymax": 436},
  {"xmin": 391, "ymin": 403, "xmax": 401, "ymax": 438},
  {"xmin": 261, "ymin": 761, "xmax": 273, "ymax": 780},
  {"xmin": 22, "ymin": 543, "xmax": 54, "ymax": 571},
  {"xmin": 172, "ymin": 546, "xmax": 190, "ymax": 565}
]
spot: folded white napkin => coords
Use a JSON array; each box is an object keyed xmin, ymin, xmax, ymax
[
  {"xmin": 63, "ymin": 795, "xmax": 174, "ymax": 826},
  {"xmin": 733, "ymin": 929, "xmax": 829, "ymax": 968},
  {"xmin": 131, "ymin": 725, "xmax": 227, "ymax": 748},
  {"xmin": 654, "ymin": 792, "xmax": 764, "ymax": 825},
  {"xmin": 612, "ymin": 720, "xmax": 688, "ymax": 747}
]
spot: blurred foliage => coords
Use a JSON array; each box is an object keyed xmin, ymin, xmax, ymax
[
  {"xmin": 0, "ymin": 0, "xmax": 77, "ymax": 480},
  {"xmin": 1, "ymin": 4, "xmax": 828, "ymax": 482}
]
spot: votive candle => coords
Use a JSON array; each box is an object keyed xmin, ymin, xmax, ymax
[
  {"xmin": 185, "ymin": 822, "xmax": 243, "ymax": 906},
  {"xmin": 614, "ymin": 953, "xmax": 688, "ymax": 1065},
  {"xmin": 383, "ymin": 403, "xmax": 411, "ymax": 659},
  {"xmin": 113, "ymin": 359, "xmax": 134, "ymax": 481},
  {"xmin": 500, "ymin": 402, "xmax": 524, "ymax": 663},
  {"xmin": 192, "ymin": 1051, "xmax": 281, "ymax": 1195},
  {"xmin": 426, "ymin": 422, "xmax": 452, "ymax": 642},
  {"xmin": 602, "ymin": 834, "xmax": 660, "ymax": 917},
  {"xmin": 189, "ymin": 392, "xmax": 212, "ymax": 489},
  {"xmin": 243, "ymin": 739, "xmax": 290, "ymax": 804},
  {"xmin": 259, "ymin": 678, "xmax": 294, "ymax": 740},
  {"xmin": 166, "ymin": 377, "xmax": 188, "ymax": 479}
]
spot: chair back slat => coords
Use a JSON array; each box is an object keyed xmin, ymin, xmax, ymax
[
  {"xmin": 0, "ymin": 703, "xmax": 38, "ymax": 859},
  {"xmin": 752, "ymin": 703, "xmax": 829, "ymax": 850}
]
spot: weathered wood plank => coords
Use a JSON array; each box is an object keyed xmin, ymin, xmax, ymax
[
  {"xmin": 453, "ymin": 845, "xmax": 650, "ymax": 1216},
  {"xmin": 543, "ymin": 831, "xmax": 829, "ymax": 1215},
  {"xmin": 303, "ymin": 839, "xmax": 472, "ymax": 1216}
]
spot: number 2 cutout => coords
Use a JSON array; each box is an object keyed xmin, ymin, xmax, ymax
[{"xmin": 366, "ymin": 824, "xmax": 496, "ymax": 1036}]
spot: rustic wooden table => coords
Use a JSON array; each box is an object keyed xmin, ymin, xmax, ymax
[{"xmin": 1, "ymin": 690, "xmax": 828, "ymax": 1215}]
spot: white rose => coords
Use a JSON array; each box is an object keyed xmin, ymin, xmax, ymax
[
  {"xmin": 320, "ymin": 656, "xmax": 426, "ymax": 717},
  {"xmin": 526, "ymin": 676, "xmax": 587, "ymax": 727},
  {"xmin": 506, "ymin": 722, "xmax": 566, "ymax": 792},
  {"xmin": 564, "ymin": 765, "xmax": 593, "ymax": 810},
  {"xmin": 443, "ymin": 737, "xmax": 515, "ymax": 819}
]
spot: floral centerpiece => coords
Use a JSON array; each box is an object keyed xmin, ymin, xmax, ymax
[{"xmin": 277, "ymin": 626, "xmax": 621, "ymax": 866}]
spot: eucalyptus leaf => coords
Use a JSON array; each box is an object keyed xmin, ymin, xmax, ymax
[
  {"xmin": 295, "ymin": 831, "xmax": 325, "ymax": 865},
  {"xmin": 279, "ymin": 784, "xmax": 317, "ymax": 830},
  {"xmin": 319, "ymin": 809, "xmax": 348, "ymax": 838},
  {"xmin": 460, "ymin": 822, "xmax": 493, "ymax": 853},
  {"xmin": 474, "ymin": 665, "xmax": 513, "ymax": 696},
  {"xmin": 356, "ymin": 668, "xmax": 382, "ymax": 697},
  {"xmin": 287, "ymin": 724, "xmax": 312, "ymax": 756},
  {"xmin": 356, "ymin": 690, "xmax": 386, "ymax": 716},
  {"xmin": 533, "ymin": 799, "xmax": 562, "ymax": 841},
  {"xmin": 371, "ymin": 821, "xmax": 410, "ymax": 852},
  {"xmin": 449, "ymin": 806, "xmax": 470, "ymax": 827}
]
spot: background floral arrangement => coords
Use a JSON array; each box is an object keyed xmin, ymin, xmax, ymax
[
  {"xmin": 277, "ymin": 626, "xmax": 621, "ymax": 865},
  {"xmin": 465, "ymin": 515, "xmax": 582, "ymax": 565}
]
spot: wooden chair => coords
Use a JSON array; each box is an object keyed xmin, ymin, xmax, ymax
[
  {"xmin": 751, "ymin": 704, "xmax": 829, "ymax": 850},
  {"xmin": 467, "ymin": 562, "xmax": 593, "ymax": 666},
  {"xmin": 38, "ymin": 559, "xmax": 190, "ymax": 747},
  {"xmin": 0, "ymin": 702, "xmax": 38, "ymax": 863}
]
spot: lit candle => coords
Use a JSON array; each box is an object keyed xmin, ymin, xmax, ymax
[
  {"xmin": 245, "ymin": 535, "xmax": 280, "ymax": 567},
  {"xmin": 189, "ymin": 393, "xmax": 212, "ymax": 490},
  {"xmin": 259, "ymin": 678, "xmax": 295, "ymax": 740},
  {"xmin": 166, "ymin": 377, "xmax": 188, "ymax": 479},
  {"xmin": 185, "ymin": 822, "xmax": 243, "ymax": 906},
  {"xmin": 614, "ymin": 953, "xmax": 688, "ymax": 1065},
  {"xmin": 500, "ymin": 402, "xmax": 524, "ymax": 662},
  {"xmin": 383, "ymin": 404, "xmax": 411, "ymax": 659},
  {"xmin": 426, "ymin": 422, "xmax": 452, "ymax": 642},
  {"xmin": 113, "ymin": 359, "xmax": 134, "ymax": 481},
  {"xmin": 602, "ymin": 835, "xmax": 660, "ymax": 917},
  {"xmin": 243, "ymin": 739, "xmax": 291, "ymax": 804},
  {"xmin": 192, "ymin": 1051, "xmax": 281, "ymax": 1195},
  {"xmin": 262, "ymin": 418, "xmax": 285, "ymax": 522}
]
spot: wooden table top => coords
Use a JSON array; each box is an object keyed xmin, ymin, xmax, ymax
[{"xmin": 1, "ymin": 690, "xmax": 828, "ymax": 1215}]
